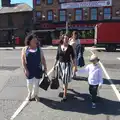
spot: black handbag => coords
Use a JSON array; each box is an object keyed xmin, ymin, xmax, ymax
[
  {"xmin": 39, "ymin": 72, "xmax": 50, "ymax": 91},
  {"xmin": 50, "ymin": 66, "xmax": 59, "ymax": 89}
]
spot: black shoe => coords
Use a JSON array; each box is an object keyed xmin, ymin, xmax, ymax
[
  {"xmin": 92, "ymin": 102, "xmax": 96, "ymax": 109},
  {"xmin": 61, "ymin": 97, "xmax": 67, "ymax": 102}
]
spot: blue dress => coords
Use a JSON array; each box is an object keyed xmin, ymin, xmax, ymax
[{"xmin": 26, "ymin": 47, "xmax": 42, "ymax": 79}]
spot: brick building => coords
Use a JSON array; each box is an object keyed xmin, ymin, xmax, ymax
[
  {"xmin": 0, "ymin": 0, "xmax": 33, "ymax": 46},
  {"xmin": 33, "ymin": 0, "xmax": 120, "ymax": 45}
]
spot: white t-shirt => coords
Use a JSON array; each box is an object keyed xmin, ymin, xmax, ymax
[
  {"xmin": 69, "ymin": 38, "xmax": 80, "ymax": 56},
  {"xmin": 77, "ymin": 64, "xmax": 103, "ymax": 85}
]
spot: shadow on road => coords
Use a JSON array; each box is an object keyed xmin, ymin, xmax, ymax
[
  {"xmin": 72, "ymin": 76, "xmax": 88, "ymax": 81},
  {"xmin": 104, "ymin": 78, "xmax": 120, "ymax": 85},
  {"xmin": 73, "ymin": 77, "xmax": 120, "ymax": 86},
  {"xmin": 96, "ymin": 49, "xmax": 120, "ymax": 52},
  {"xmin": 39, "ymin": 89, "xmax": 120, "ymax": 116}
]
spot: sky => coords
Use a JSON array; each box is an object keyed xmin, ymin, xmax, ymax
[{"xmin": 0, "ymin": 0, "xmax": 33, "ymax": 7}]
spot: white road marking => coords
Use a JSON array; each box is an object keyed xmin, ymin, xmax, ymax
[
  {"xmin": 90, "ymin": 50, "xmax": 120, "ymax": 101},
  {"xmin": 117, "ymin": 57, "xmax": 120, "ymax": 60},
  {"xmin": 10, "ymin": 67, "xmax": 54, "ymax": 120}
]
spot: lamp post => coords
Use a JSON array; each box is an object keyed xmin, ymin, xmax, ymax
[
  {"xmin": 66, "ymin": 13, "xmax": 72, "ymax": 34},
  {"xmin": 42, "ymin": 15, "xmax": 45, "ymax": 20}
]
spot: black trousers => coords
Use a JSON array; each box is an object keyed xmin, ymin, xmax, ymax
[{"xmin": 89, "ymin": 85, "xmax": 98, "ymax": 103}]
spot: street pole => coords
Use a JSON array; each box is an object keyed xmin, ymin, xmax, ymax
[
  {"xmin": 66, "ymin": 20, "xmax": 68, "ymax": 34},
  {"xmin": 66, "ymin": 13, "xmax": 71, "ymax": 34}
]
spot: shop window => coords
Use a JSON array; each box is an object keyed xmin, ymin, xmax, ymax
[
  {"xmin": 47, "ymin": 0, "xmax": 53, "ymax": 4},
  {"xmin": 36, "ymin": 11, "xmax": 41, "ymax": 19},
  {"xmin": 36, "ymin": 0, "xmax": 40, "ymax": 5},
  {"xmin": 59, "ymin": 0, "xmax": 65, "ymax": 3},
  {"xmin": 47, "ymin": 11, "xmax": 53, "ymax": 21},
  {"xmin": 59, "ymin": 10, "xmax": 66, "ymax": 21},
  {"xmin": 90, "ymin": 8, "xmax": 97, "ymax": 20},
  {"xmin": 104, "ymin": 8, "xmax": 111, "ymax": 19},
  {"xmin": 75, "ymin": 9, "xmax": 82, "ymax": 21}
]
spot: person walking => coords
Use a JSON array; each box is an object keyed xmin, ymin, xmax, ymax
[
  {"xmin": 21, "ymin": 34, "xmax": 47, "ymax": 102},
  {"xmin": 69, "ymin": 31, "xmax": 81, "ymax": 76},
  {"xmin": 55, "ymin": 34, "xmax": 77, "ymax": 102},
  {"xmin": 69, "ymin": 31, "xmax": 79, "ymax": 55},
  {"xmin": 76, "ymin": 54, "xmax": 103, "ymax": 108},
  {"xmin": 76, "ymin": 43, "xmax": 85, "ymax": 67},
  {"xmin": 11, "ymin": 35, "xmax": 15, "ymax": 49}
]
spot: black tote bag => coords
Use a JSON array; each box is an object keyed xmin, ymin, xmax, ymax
[
  {"xmin": 39, "ymin": 72, "xmax": 50, "ymax": 91},
  {"xmin": 50, "ymin": 66, "xmax": 59, "ymax": 89}
]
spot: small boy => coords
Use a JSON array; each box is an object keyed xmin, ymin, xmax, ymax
[{"xmin": 76, "ymin": 54, "xmax": 103, "ymax": 109}]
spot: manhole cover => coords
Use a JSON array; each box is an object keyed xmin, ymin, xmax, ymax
[
  {"xmin": 0, "ymin": 66, "xmax": 20, "ymax": 71},
  {"xmin": 103, "ymin": 63, "xmax": 120, "ymax": 69}
]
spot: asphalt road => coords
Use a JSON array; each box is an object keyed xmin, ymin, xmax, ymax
[{"xmin": 0, "ymin": 48, "xmax": 120, "ymax": 120}]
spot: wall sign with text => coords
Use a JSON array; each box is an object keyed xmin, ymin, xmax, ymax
[{"xmin": 61, "ymin": 0, "xmax": 112, "ymax": 9}]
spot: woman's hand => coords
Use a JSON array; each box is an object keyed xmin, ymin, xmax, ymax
[
  {"xmin": 73, "ymin": 66, "xmax": 77, "ymax": 73},
  {"xmin": 99, "ymin": 85, "xmax": 102, "ymax": 89},
  {"xmin": 74, "ymin": 66, "xmax": 77, "ymax": 72},
  {"xmin": 24, "ymin": 69, "xmax": 29, "ymax": 77},
  {"xmin": 44, "ymin": 67, "xmax": 47, "ymax": 72}
]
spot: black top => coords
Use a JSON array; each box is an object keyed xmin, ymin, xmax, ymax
[{"xmin": 56, "ymin": 45, "xmax": 75, "ymax": 62}]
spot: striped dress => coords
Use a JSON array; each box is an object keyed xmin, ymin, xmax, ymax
[{"xmin": 56, "ymin": 45, "xmax": 75, "ymax": 85}]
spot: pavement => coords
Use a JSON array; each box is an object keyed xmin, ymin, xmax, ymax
[
  {"xmin": 0, "ymin": 47, "xmax": 120, "ymax": 120},
  {"xmin": 0, "ymin": 46, "xmax": 58, "ymax": 50}
]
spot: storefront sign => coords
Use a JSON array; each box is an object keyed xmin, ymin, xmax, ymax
[{"xmin": 61, "ymin": 0, "xmax": 112, "ymax": 9}]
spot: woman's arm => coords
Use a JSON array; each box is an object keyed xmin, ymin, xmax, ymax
[
  {"xmin": 54, "ymin": 46, "xmax": 60, "ymax": 67},
  {"xmin": 56, "ymin": 46, "xmax": 59, "ymax": 61},
  {"xmin": 70, "ymin": 46, "xmax": 77, "ymax": 72},
  {"xmin": 21, "ymin": 48, "xmax": 27, "ymax": 71},
  {"xmin": 76, "ymin": 66, "xmax": 89, "ymax": 74},
  {"xmin": 98, "ymin": 68, "xmax": 103, "ymax": 86},
  {"xmin": 21, "ymin": 48, "xmax": 29, "ymax": 76}
]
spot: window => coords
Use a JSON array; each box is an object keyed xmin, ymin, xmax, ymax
[
  {"xmin": 36, "ymin": 11, "xmax": 41, "ymax": 18},
  {"xmin": 104, "ymin": 8, "xmax": 111, "ymax": 20},
  {"xmin": 59, "ymin": 0, "xmax": 65, "ymax": 3},
  {"xmin": 90, "ymin": 8, "xmax": 97, "ymax": 20},
  {"xmin": 47, "ymin": 11, "xmax": 53, "ymax": 20},
  {"xmin": 36, "ymin": 0, "xmax": 40, "ymax": 4},
  {"xmin": 59, "ymin": 10, "xmax": 66, "ymax": 21},
  {"xmin": 75, "ymin": 9, "xmax": 82, "ymax": 21},
  {"xmin": 47, "ymin": 0, "xmax": 53, "ymax": 4}
]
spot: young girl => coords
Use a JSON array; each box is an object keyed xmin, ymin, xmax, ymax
[{"xmin": 76, "ymin": 54, "xmax": 103, "ymax": 108}]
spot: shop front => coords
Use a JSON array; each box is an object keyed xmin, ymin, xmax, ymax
[{"xmin": 34, "ymin": 22, "xmax": 96, "ymax": 46}]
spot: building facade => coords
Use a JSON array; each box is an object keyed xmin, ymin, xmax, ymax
[
  {"xmin": 0, "ymin": 0, "xmax": 33, "ymax": 46},
  {"xmin": 33, "ymin": 0, "xmax": 120, "ymax": 44}
]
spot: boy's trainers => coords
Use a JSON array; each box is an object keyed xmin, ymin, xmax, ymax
[
  {"xmin": 61, "ymin": 96, "xmax": 67, "ymax": 102},
  {"xmin": 92, "ymin": 103, "xmax": 96, "ymax": 109},
  {"xmin": 35, "ymin": 96, "xmax": 40, "ymax": 102}
]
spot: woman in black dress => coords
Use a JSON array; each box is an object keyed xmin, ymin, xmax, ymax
[{"xmin": 55, "ymin": 34, "xmax": 77, "ymax": 101}]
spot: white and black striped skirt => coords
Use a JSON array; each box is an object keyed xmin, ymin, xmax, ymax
[{"xmin": 58, "ymin": 62, "xmax": 72, "ymax": 85}]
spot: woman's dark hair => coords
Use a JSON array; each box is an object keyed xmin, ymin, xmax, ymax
[
  {"xmin": 72, "ymin": 31, "xmax": 78, "ymax": 39},
  {"xmin": 25, "ymin": 34, "xmax": 36, "ymax": 46},
  {"xmin": 59, "ymin": 33, "xmax": 69, "ymax": 45}
]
